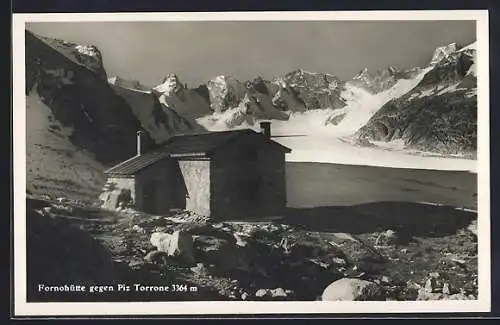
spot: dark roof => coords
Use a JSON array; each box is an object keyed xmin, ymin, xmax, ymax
[{"xmin": 104, "ymin": 129, "xmax": 291, "ymax": 176}]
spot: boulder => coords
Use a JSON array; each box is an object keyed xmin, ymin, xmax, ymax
[
  {"xmin": 255, "ymin": 289, "xmax": 268, "ymax": 298},
  {"xmin": 270, "ymin": 288, "xmax": 288, "ymax": 298},
  {"xmin": 375, "ymin": 229, "xmax": 399, "ymax": 246},
  {"xmin": 233, "ymin": 232, "xmax": 249, "ymax": 247},
  {"xmin": 254, "ymin": 288, "xmax": 292, "ymax": 299},
  {"xmin": 190, "ymin": 263, "xmax": 207, "ymax": 274},
  {"xmin": 321, "ymin": 278, "xmax": 385, "ymax": 301},
  {"xmin": 423, "ymin": 272, "xmax": 444, "ymax": 293},
  {"xmin": 194, "ymin": 235, "xmax": 233, "ymax": 254},
  {"xmin": 150, "ymin": 231, "xmax": 195, "ymax": 264},
  {"xmin": 417, "ymin": 288, "xmax": 445, "ymax": 300},
  {"xmin": 144, "ymin": 250, "xmax": 168, "ymax": 265}
]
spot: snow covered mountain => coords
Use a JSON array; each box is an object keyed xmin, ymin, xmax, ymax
[
  {"xmin": 151, "ymin": 73, "xmax": 212, "ymax": 120},
  {"xmin": 25, "ymin": 30, "xmax": 477, "ymax": 195},
  {"xmin": 358, "ymin": 42, "xmax": 477, "ymax": 155},
  {"xmin": 350, "ymin": 66, "xmax": 423, "ymax": 94},
  {"xmin": 142, "ymin": 41, "xmax": 476, "ymax": 158}
]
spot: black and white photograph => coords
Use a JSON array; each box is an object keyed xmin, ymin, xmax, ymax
[{"xmin": 12, "ymin": 10, "xmax": 490, "ymax": 316}]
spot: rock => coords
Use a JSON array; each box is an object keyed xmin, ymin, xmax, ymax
[
  {"xmin": 190, "ymin": 263, "xmax": 206, "ymax": 274},
  {"xmin": 448, "ymin": 293, "xmax": 471, "ymax": 300},
  {"xmin": 194, "ymin": 235, "xmax": 233, "ymax": 253},
  {"xmin": 128, "ymin": 259, "xmax": 144, "ymax": 269},
  {"xmin": 424, "ymin": 277, "xmax": 445, "ymax": 293},
  {"xmin": 150, "ymin": 232, "xmax": 171, "ymax": 248},
  {"xmin": 255, "ymin": 289, "xmax": 268, "ymax": 298},
  {"xmin": 381, "ymin": 276, "xmax": 390, "ymax": 284},
  {"xmin": 150, "ymin": 231, "xmax": 195, "ymax": 264},
  {"xmin": 332, "ymin": 257, "xmax": 348, "ymax": 266},
  {"xmin": 375, "ymin": 229, "xmax": 399, "ymax": 246},
  {"xmin": 241, "ymin": 292, "xmax": 248, "ymax": 300},
  {"xmin": 442, "ymin": 283, "xmax": 451, "ymax": 295},
  {"xmin": 321, "ymin": 278, "xmax": 385, "ymax": 301},
  {"xmin": 234, "ymin": 233, "xmax": 248, "ymax": 247},
  {"xmin": 400, "ymin": 248, "xmax": 408, "ymax": 254},
  {"xmin": 417, "ymin": 288, "xmax": 444, "ymax": 300},
  {"xmin": 144, "ymin": 250, "xmax": 168, "ymax": 264},
  {"xmin": 270, "ymin": 288, "xmax": 288, "ymax": 298},
  {"xmin": 132, "ymin": 225, "xmax": 145, "ymax": 233},
  {"xmin": 429, "ymin": 272, "xmax": 440, "ymax": 278}
]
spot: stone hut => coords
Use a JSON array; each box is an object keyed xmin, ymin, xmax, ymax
[{"xmin": 99, "ymin": 122, "xmax": 291, "ymax": 220}]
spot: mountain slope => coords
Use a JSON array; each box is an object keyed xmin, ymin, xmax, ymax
[
  {"xmin": 26, "ymin": 90, "xmax": 106, "ymax": 200},
  {"xmin": 111, "ymin": 83, "xmax": 204, "ymax": 143},
  {"xmin": 357, "ymin": 42, "xmax": 477, "ymax": 155},
  {"xmin": 25, "ymin": 31, "xmax": 200, "ymax": 200}
]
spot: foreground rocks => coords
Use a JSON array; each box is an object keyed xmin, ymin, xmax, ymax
[
  {"xmin": 27, "ymin": 198, "xmax": 478, "ymax": 302},
  {"xmin": 321, "ymin": 278, "xmax": 385, "ymax": 301},
  {"xmin": 150, "ymin": 231, "xmax": 195, "ymax": 265}
]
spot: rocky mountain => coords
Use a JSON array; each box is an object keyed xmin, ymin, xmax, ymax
[
  {"xmin": 357, "ymin": 42, "xmax": 477, "ymax": 155},
  {"xmin": 282, "ymin": 69, "xmax": 346, "ymax": 110},
  {"xmin": 194, "ymin": 75, "xmax": 294, "ymax": 130},
  {"xmin": 151, "ymin": 73, "xmax": 212, "ymax": 120},
  {"xmin": 25, "ymin": 29, "xmax": 477, "ymax": 203},
  {"xmin": 106, "ymin": 40, "xmax": 477, "ymax": 156},
  {"xmin": 350, "ymin": 66, "xmax": 423, "ymax": 94},
  {"xmin": 25, "ymin": 31, "xmax": 198, "ymax": 200}
]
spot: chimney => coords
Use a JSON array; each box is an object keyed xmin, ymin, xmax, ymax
[
  {"xmin": 136, "ymin": 130, "xmax": 144, "ymax": 156},
  {"xmin": 259, "ymin": 121, "xmax": 271, "ymax": 138}
]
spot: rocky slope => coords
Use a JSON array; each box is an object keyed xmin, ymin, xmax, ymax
[
  {"xmin": 357, "ymin": 42, "xmax": 477, "ymax": 155},
  {"xmin": 27, "ymin": 197, "xmax": 478, "ymax": 302},
  {"xmin": 130, "ymin": 68, "xmax": 348, "ymax": 131},
  {"xmin": 282, "ymin": 69, "xmax": 346, "ymax": 110},
  {"xmin": 350, "ymin": 66, "xmax": 423, "ymax": 94},
  {"xmin": 25, "ymin": 31, "xmax": 198, "ymax": 200}
]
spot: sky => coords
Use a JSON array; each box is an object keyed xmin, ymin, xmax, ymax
[{"xmin": 26, "ymin": 20, "xmax": 476, "ymax": 87}]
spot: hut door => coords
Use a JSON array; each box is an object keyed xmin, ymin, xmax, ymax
[{"xmin": 142, "ymin": 181, "xmax": 157, "ymax": 214}]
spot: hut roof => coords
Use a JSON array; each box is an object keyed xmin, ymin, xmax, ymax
[{"xmin": 104, "ymin": 129, "xmax": 291, "ymax": 176}]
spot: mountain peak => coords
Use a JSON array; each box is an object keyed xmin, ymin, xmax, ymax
[
  {"xmin": 430, "ymin": 43, "xmax": 458, "ymax": 65},
  {"xmin": 153, "ymin": 73, "xmax": 185, "ymax": 95},
  {"xmin": 353, "ymin": 68, "xmax": 370, "ymax": 80},
  {"xmin": 30, "ymin": 31, "xmax": 107, "ymax": 79}
]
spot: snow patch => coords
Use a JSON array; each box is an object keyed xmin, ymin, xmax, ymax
[
  {"xmin": 466, "ymin": 63, "xmax": 477, "ymax": 78},
  {"xmin": 458, "ymin": 42, "xmax": 477, "ymax": 53},
  {"xmin": 436, "ymin": 83, "xmax": 461, "ymax": 96},
  {"xmin": 153, "ymin": 73, "xmax": 183, "ymax": 95},
  {"xmin": 430, "ymin": 43, "xmax": 458, "ymax": 65},
  {"xmin": 417, "ymin": 88, "xmax": 435, "ymax": 98},
  {"xmin": 329, "ymin": 67, "xmax": 431, "ymax": 136},
  {"xmin": 273, "ymin": 134, "xmax": 476, "ymax": 173},
  {"xmin": 75, "ymin": 44, "xmax": 100, "ymax": 58}
]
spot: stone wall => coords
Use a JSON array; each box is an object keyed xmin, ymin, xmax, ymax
[
  {"xmin": 135, "ymin": 158, "xmax": 186, "ymax": 214},
  {"xmin": 178, "ymin": 159, "xmax": 211, "ymax": 217},
  {"xmin": 210, "ymin": 138, "xmax": 287, "ymax": 219},
  {"xmin": 99, "ymin": 177, "xmax": 136, "ymax": 210}
]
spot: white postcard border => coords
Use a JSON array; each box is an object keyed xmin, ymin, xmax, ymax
[{"xmin": 12, "ymin": 10, "xmax": 490, "ymax": 316}]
